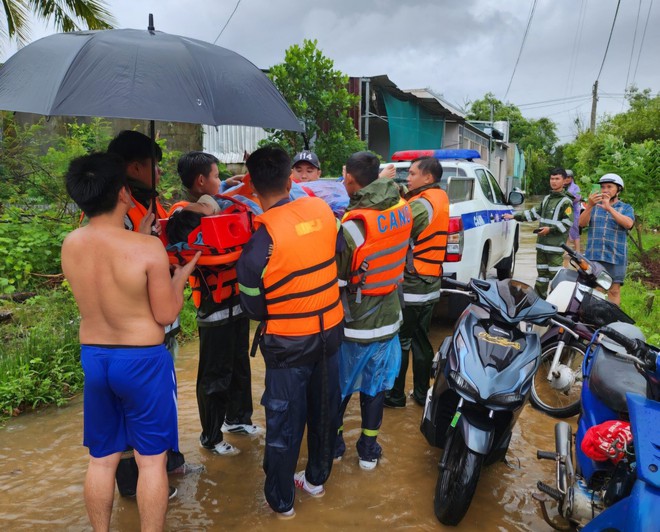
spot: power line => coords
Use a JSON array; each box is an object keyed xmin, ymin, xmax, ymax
[
  {"xmin": 504, "ymin": 0, "xmax": 537, "ymax": 101},
  {"xmin": 566, "ymin": 0, "xmax": 587, "ymax": 99},
  {"xmin": 213, "ymin": 0, "xmax": 242, "ymax": 44},
  {"xmin": 596, "ymin": 0, "xmax": 621, "ymax": 81},
  {"xmin": 518, "ymin": 94, "xmax": 591, "ymax": 108},
  {"xmin": 632, "ymin": 0, "xmax": 654, "ymax": 85},
  {"xmin": 623, "ymin": 0, "xmax": 643, "ymax": 100}
]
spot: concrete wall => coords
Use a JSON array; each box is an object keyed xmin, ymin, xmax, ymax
[{"xmin": 12, "ymin": 113, "xmax": 203, "ymax": 153}]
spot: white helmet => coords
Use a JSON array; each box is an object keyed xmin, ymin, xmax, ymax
[
  {"xmin": 565, "ymin": 169, "xmax": 574, "ymax": 178},
  {"xmin": 599, "ymin": 173, "xmax": 624, "ymax": 189}
]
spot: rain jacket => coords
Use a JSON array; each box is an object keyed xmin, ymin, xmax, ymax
[
  {"xmin": 402, "ymin": 184, "xmax": 449, "ymax": 305},
  {"xmin": 337, "ymin": 178, "xmax": 411, "ymax": 343}
]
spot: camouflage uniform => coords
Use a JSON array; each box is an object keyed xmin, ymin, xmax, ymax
[{"xmin": 514, "ymin": 191, "xmax": 573, "ymax": 297}]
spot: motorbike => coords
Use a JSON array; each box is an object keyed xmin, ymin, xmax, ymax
[
  {"xmin": 530, "ymin": 243, "xmax": 634, "ymax": 418},
  {"xmin": 420, "ymin": 277, "xmax": 558, "ymax": 526},
  {"xmin": 535, "ymin": 322, "xmax": 660, "ymax": 531}
]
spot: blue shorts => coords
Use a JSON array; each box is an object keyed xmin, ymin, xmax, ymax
[
  {"xmin": 81, "ymin": 344, "xmax": 179, "ymax": 458},
  {"xmin": 593, "ymin": 261, "xmax": 626, "ymax": 285}
]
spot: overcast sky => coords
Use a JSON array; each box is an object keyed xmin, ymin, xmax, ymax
[{"xmin": 2, "ymin": 0, "xmax": 658, "ymax": 144}]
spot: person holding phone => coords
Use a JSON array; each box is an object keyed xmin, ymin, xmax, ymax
[
  {"xmin": 579, "ymin": 173, "xmax": 634, "ymax": 306},
  {"xmin": 563, "ymin": 170, "xmax": 582, "ymax": 252},
  {"xmin": 504, "ymin": 168, "xmax": 573, "ymax": 297}
]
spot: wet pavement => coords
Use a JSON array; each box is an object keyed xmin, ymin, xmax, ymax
[{"xmin": 0, "ymin": 212, "xmax": 567, "ymax": 531}]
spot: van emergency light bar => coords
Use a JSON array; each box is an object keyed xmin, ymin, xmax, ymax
[{"xmin": 391, "ymin": 149, "xmax": 482, "ymax": 162}]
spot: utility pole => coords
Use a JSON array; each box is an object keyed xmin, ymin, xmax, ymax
[
  {"xmin": 590, "ymin": 80, "xmax": 598, "ymax": 133},
  {"xmin": 488, "ymin": 102, "xmax": 494, "ymax": 169}
]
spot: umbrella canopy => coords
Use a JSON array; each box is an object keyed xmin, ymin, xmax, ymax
[{"xmin": 0, "ymin": 27, "xmax": 302, "ymax": 131}]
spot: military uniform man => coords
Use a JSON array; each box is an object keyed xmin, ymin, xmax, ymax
[{"xmin": 505, "ymin": 168, "xmax": 573, "ymax": 298}]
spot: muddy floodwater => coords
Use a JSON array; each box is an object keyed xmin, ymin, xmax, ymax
[{"xmin": 0, "ymin": 215, "xmax": 568, "ymax": 531}]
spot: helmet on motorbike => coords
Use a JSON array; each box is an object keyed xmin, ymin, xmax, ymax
[
  {"xmin": 599, "ymin": 321, "xmax": 645, "ymax": 355},
  {"xmin": 598, "ymin": 173, "xmax": 624, "ymax": 189}
]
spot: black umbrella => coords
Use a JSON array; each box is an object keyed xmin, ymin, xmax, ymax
[
  {"xmin": 0, "ymin": 17, "xmax": 300, "ymax": 129},
  {"xmin": 0, "ymin": 15, "xmax": 302, "ymax": 198}
]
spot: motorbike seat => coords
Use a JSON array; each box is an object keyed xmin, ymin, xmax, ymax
[{"xmin": 589, "ymin": 348, "xmax": 647, "ymax": 413}]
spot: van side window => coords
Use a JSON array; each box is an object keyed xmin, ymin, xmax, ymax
[
  {"xmin": 486, "ymin": 170, "xmax": 506, "ymax": 204},
  {"xmin": 475, "ymin": 169, "xmax": 494, "ymax": 202}
]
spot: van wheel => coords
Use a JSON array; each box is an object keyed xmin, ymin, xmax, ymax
[
  {"xmin": 496, "ymin": 248, "xmax": 516, "ymax": 280},
  {"xmin": 478, "ymin": 249, "xmax": 488, "ymax": 280},
  {"xmin": 496, "ymin": 230, "xmax": 518, "ymax": 280}
]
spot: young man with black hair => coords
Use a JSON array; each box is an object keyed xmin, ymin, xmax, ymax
[
  {"xmin": 171, "ymin": 151, "xmax": 261, "ymax": 459},
  {"xmin": 504, "ymin": 168, "xmax": 573, "ymax": 298},
  {"xmin": 385, "ymin": 156, "xmax": 449, "ymax": 409},
  {"xmin": 236, "ymin": 146, "xmax": 343, "ymax": 519},
  {"xmin": 335, "ymin": 151, "xmax": 413, "ymax": 470},
  {"xmin": 61, "ymin": 152, "xmax": 200, "ymax": 532},
  {"xmin": 106, "ymin": 131, "xmax": 203, "ymax": 496}
]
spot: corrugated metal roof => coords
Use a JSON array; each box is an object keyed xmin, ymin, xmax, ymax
[{"xmin": 202, "ymin": 124, "xmax": 269, "ymax": 163}]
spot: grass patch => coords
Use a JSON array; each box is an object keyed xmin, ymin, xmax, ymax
[
  {"xmin": 0, "ymin": 284, "xmax": 200, "ymax": 423},
  {"xmin": 620, "ymin": 280, "xmax": 659, "ymax": 346},
  {"xmin": 0, "ymin": 286, "xmax": 82, "ymax": 419}
]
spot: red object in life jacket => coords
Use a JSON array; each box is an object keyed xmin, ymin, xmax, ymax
[{"xmin": 581, "ymin": 420, "xmax": 632, "ymax": 464}]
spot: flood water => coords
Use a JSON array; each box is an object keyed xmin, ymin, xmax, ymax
[{"xmin": 0, "ymin": 214, "xmax": 567, "ymax": 531}]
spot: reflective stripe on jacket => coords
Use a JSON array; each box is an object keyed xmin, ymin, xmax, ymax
[
  {"xmin": 255, "ymin": 196, "xmax": 343, "ymax": 336},
  {"xmin": 340, "ymin": 198, "xmax": 412, "ymax": 298},
  {"xmin": 407, "ymin": 187, "xmax": 449, "ymax": 278}
]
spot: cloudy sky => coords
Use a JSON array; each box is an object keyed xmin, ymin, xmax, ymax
[{"xmin": 2, "ymin": 0, "xmax": 658, "ymax": 144}]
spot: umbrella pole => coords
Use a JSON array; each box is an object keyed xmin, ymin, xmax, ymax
[{"xmin": 150, "ymin": 119, "xmax": 157, "ymax": 213}]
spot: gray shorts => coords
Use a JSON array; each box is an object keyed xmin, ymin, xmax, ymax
[{"xmin": 594, "ymin": 261, "xmax": 626, "ymax": 285}]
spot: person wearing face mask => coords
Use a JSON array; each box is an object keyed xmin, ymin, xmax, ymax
[{"xmin": 579, "ymin": 173, "xmax": 634, "ymax": 306}]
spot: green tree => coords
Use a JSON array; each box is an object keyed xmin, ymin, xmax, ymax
[
  {"xmin": 561, "ymin": 89, "xmax": 660, "ymax": 254},
  {"xmin": 2, "ymin": 0, "xmax": 114, "ymax": 46},
  {"xmin": 266, "ymin": 39, "xmax": 365, "ymax": 176},
  {"xmin": 467, "ymin": 93, "xmax": 559, "ymax": 194}
]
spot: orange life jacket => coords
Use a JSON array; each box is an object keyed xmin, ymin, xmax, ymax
[
  {"xmin": 166, "ymin": 200, "xmax": 240, "ymax": 307},
  {"xmin": 162, "ymin": 196, "xmax": 252, "ymax": 267},
  {"xmin": 189, "ymin": 266, "xmax": 238, "ymax": 308},
  {"xmin": 168, "ymin": 201, "xmax": 189, "ymax": 216},
  {"xmin": 341, "ymin": 198, "xmax": 413, "ymax": 297},
  {"xmin": 407, "ymin": 188, "xmax": 450, "ymax": 277},
  {"xmin": 125, "ymin": 195, "xmax": 168, "ymax": 232},
  {"xmin": 254, "ymin": 197, "xmax": 343, "ymax": 336}
]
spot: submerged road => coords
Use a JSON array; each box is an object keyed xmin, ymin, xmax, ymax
[{"xmin": 0, "ymin": 223, "xmax": 565, "ymax": 531}]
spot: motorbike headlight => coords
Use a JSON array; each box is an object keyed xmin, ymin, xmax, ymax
[
  {"xmin": 449, "ymin": 370, "xmax": 478, "ymax": 396},
  {"xmin": 488, "ymin": 391, "xmax": 524, "ymax": 407},
  {"xmin": 596, "ymin": 270, "xmax": 613, "ymax": 291}
]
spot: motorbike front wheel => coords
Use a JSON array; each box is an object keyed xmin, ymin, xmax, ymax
[
  {"xmin": 530, "ymin": 340, "xmax": 586, "ymax": 418},
  {"xmin": 434, "ymin": 430, "xmax": 484, "ymax": 526}
]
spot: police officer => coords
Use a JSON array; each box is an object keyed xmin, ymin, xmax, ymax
[
  {"xmin": 385, "ymin": 156, "xmax": 449, "ymax": 408},
  {"xmin": 504, "ymin": 168, "xmax": 573, "ymax": 297}
]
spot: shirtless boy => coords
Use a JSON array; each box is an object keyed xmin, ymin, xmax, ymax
[{"xmin": 61, "ymin": 153, "xmax": 199, "ymax": 532}]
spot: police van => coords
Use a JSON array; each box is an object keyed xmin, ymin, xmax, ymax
[{"xmin": 380, "ymin": 149, "xmax": 524, "ymax": 284}]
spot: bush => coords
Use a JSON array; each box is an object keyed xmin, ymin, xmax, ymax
[
  {"xmin": 620, "ymin": 280, "xmax": 659, "ymax": 346},
  {"xmin": 0, "ymin": 208, "xmax": 74, "ymax": 294},
  {"xmin": 0, "ymin": 286, "xmax": 82, "ymax": 419}
]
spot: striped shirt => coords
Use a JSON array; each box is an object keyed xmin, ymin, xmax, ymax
[{"xmin": 585, "ymin": 201, "xmax": 634, "ymax": 266}]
